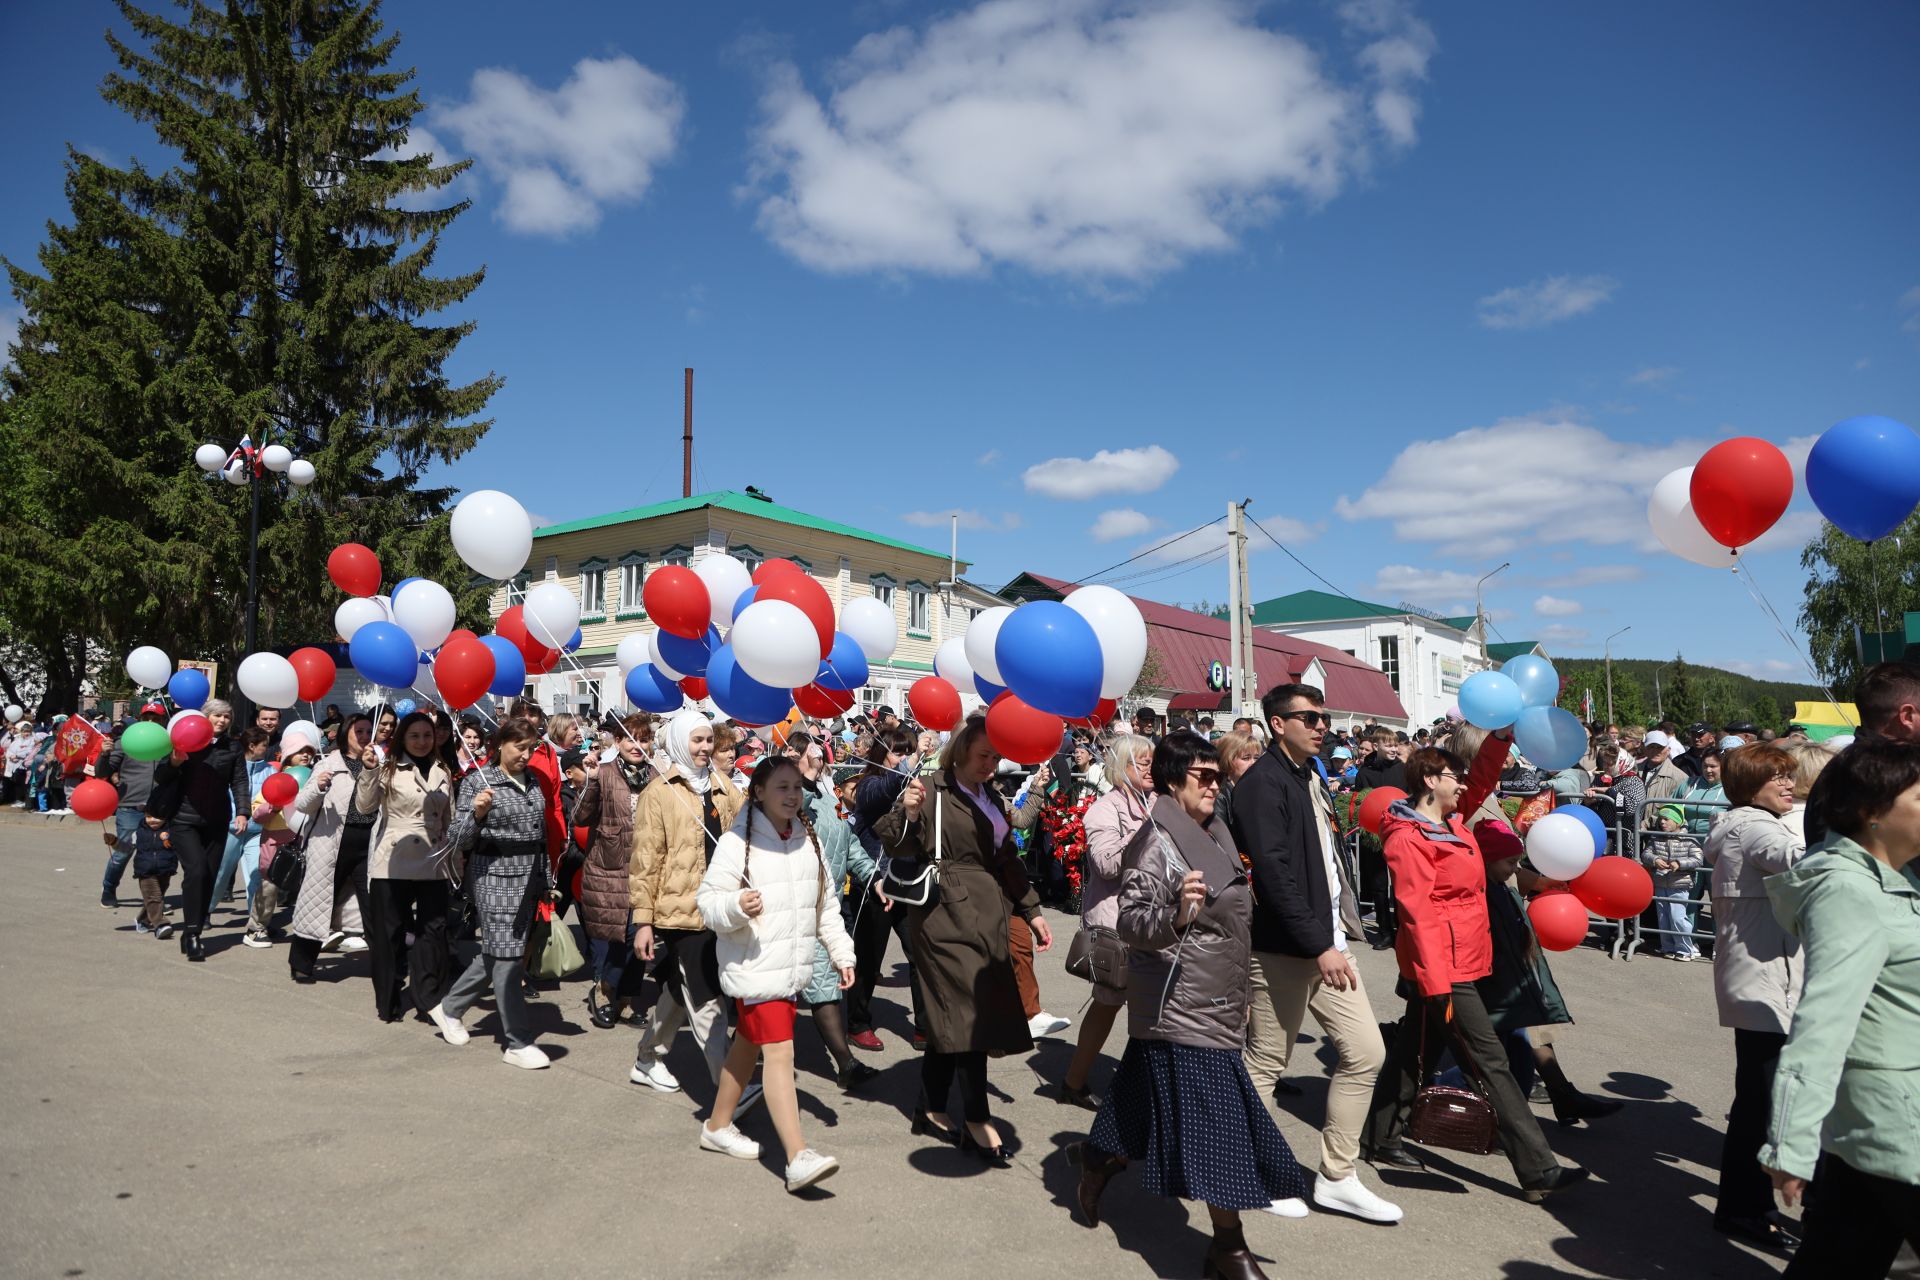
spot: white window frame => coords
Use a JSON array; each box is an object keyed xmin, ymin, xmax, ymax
[
  {"xmin": 616, "ymin": 551, "xmax": 648, "ymax": 618},
  {"xmin": 578, "ymin": 557, "xmax": 608, "ymax": 619},
  {"xmin": 661, "ymin": 544, "xmax": 693, "ymax": 569},
  {"xmin": 1378, "ymin": 634, "xmax": 1400, "ymax": 694},
  {"xmin": 870, "ymin": 573, "xmax": 896, "ymax": 607},
  {"xmin": 906, "ymin": 580, "xmax": 932, "ymax": 636},
  {"xmin": 507, "ymin": 572, "xmax": 529, "ymax": 606},
  {"xmin": 733, "ymin": 544, "xmax": 763, "ymax": 576}
]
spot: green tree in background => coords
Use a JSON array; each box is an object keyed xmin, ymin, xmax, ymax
[
  {"xmin": 1554, "ymin": 659, "xmax": 1648, "ymax": 728},
  {"xmin": 0, "ymin": 0, "xmax": 498, "ymax": 713},
  {"xmin": 1799, "ymin": 513, "xmax": 1920, "ymax": 694}
]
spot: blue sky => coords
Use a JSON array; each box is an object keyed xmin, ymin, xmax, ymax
[{"xmin": 4, "ymin": 0, "xmax": 1917, "ymax": 681}]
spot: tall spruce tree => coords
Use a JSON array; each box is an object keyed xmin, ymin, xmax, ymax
[{"xmin": 0, "ymin": 0, "xmax": 498, "ymax": 711}]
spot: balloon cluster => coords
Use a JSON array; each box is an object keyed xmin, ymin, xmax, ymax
[
  {"xmin": 1455, "ymin": 654, "xmax": 1586, "ymax": 772},
  {"xmin": 1523, "ymin": 805, "xmax": 1654, "ymax": 949}
]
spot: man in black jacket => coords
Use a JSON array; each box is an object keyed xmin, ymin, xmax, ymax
[{"xmin": 1227, "ymin": 684, "xmax": 1400, "ymax": 1223}]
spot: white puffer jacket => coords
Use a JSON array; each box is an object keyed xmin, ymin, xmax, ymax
[{"xmin": 698, "ymin": 810, "xmax": 857, "ymax": 1002}]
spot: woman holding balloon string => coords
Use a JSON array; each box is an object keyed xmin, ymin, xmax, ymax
[
  {"xmin": 353, "ymin": 710, "xmax": 457, "ymax": 1024},
  {"xmin": 287, "ymin": 714, "xmax": 377, "ymax": 982},
  {"xmin": 151, "ymin": 697, "xmax": 248, "ymax": 962}
]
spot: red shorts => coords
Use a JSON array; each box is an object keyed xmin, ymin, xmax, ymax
[{"xmin": 735, "ymin": 998, "xmax": 797, "ymax": 1045}]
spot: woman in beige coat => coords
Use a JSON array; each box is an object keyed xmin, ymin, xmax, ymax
[{"xmin": 353, "ymin": 711, "xmax": 456, "ymax": 1023}]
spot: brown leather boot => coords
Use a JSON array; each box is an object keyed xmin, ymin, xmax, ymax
[
  {"xmin": 1072, "ymin": 1143, "xmax": 1123, "ymax": 1228},
  {"xmin": 1203, "ymin": 1223, "xmax": 1270, "ymax": 1279}
]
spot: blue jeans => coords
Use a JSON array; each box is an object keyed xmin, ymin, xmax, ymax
[
  {"xmin": 103, "ymin": 808, "xmax": 142, "ymax": 894},
  {"xmin": 1653, "ymin": 885, "xmax": 1699, "ymax": 956},
  {"xmin": 214, "ymin": 823, "xmax": 258, "ymax": 904}
]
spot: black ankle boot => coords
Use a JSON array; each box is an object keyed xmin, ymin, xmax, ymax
[
  {"xmin": 1203, "ymin": 1224, "xmax": 1269, "ymax": 1280},
  {"xmin": 184, "ymin": 929, "xmax": 205, "ymax": 962}
]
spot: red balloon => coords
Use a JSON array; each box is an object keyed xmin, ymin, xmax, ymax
[
  {"xmin": 985, "ymin": 692, "xmax": 1066, "ymax": 765},
  {"xmin": 524, "ymin": 643, "xmax": 560, "ymax": 676},
  {"xmin": 327, "ymin": 543, "xmax": 381, "ymax": 597},
  {"xmin": 1066, "ymin": 697, "xmax": 1118, "ymax": 732},
  {"xmin": 794, "ymin": 683, "xmax": 856, "ymax": 718},
  {"xmin": 260, "ymin": 770, "xmax": 300, "ymax": 809},
  {"xmin": 1689, "ymin": 437, "xmax": 1794, "ymax": 550},
  {"xmin": 1569, "ymin": 855, "xmax": 1655, "ymax": 920},
  {"xmin": 71, "ymin": 777, "xmax": 118, "ymax": 822},
  {"xmin": 752, "ymin": 558, "xmax": 806, "ymax": 585},
  {"xmin": 496, "ymin": 605, "xmax": 534, "ymax": 656},
  {"xmin": 1528, "ymin": 890, "xmax": 1591, "ymax": 951},
  {"xmin": 1357, "ymin": 786, "xmax": 1406, "ymax": 835},
  {"xmin": 446, "ymin": 629, "xmax": 478, "ymax": 646},
  {"xmin": 754, "ymin": 571, "xmax": 834, "ymax": 657},
  {"xmin": 434, "ymin": 636, "xmax": 496, "ymax": 710},
  {"xmin": 679, "ymin": 676, "xmax": 709, "ymax": 701},
  {"xmin": 908, "ymin": 676, "xmax": 963, "ymax": 732},
  {"xmin": 288, "ymin": 646, "xmax": 336, "ymax": 703},
  {"xmin": 643, "ymin": 566, "xmax": 712, "ymax": 640},
  {"xmin": 171, "ymin": 713, "xmax": 212, "ymax": 753}
]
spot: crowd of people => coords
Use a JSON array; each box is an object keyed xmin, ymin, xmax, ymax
[{"xmin": 15, "ymin": 660, "xmax": 1918, "ymax": 1276}]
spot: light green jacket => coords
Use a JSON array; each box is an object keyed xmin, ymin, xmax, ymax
[{"xmin": 1758, "ymin": 837, "xmax": 1920, "ymax": 1183}]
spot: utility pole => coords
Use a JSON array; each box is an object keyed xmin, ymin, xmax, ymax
[
  {"xmin": 1227, "ymin": 500, "xmax": 1256, "ymax": 720},
  {"xmin": 682, "ymin": 368, "xmax": 694, "ymax": 498},
  {"xmin": 1606, "ymin": 625, "xmax": 1632, "ymax": 726}
]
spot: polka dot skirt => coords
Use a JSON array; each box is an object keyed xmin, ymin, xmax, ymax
[{"xmin": 1088, "ymin": 1038, "xmax": 1309, "ymax": 1211}]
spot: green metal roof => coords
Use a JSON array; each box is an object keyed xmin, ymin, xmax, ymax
[
  {"xmin": 1439, "ymin": 615, "xmax": 1479, "ymax": 632},
  {"xmin": 1488, "ymin": 640, "xmax": 1542, "ymax": 662},
  {"xmin": 530, "ymin": 490, "xmax": 949, "ymax": 561},
  {"xmin": 1250, "ymin": 589, "xmax": 1422, "ymax": 626}
]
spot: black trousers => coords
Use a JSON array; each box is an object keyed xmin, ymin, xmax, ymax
[
  {"xmin": 1785, "ymin": 1153, "xmax": 1920, "ymax": 1277},
  {"xmin": 365, "ymin": 878, "xmax": 452, "ymax": 1021},
  {"xmin": 921, "ymin": 1049, "xmax": 990, "ymax": 1124},
  {"xmin": 287, "ymin": 824, "xmax": 372, "ymax": 978},
  {"xmin": 1717, "ymin": 1028, "xmax": 1787, "ymax": 1224},
  {"xmin": 1360, "ymin": 839, "xmax": 1394, "ymax": 934},
  {"xmin": 1367, "ymin": 982, "xmax": 1558, "ymax": 1186},
  {"xmin": 166, "ymin": 818, "xmax": 227, "ymax": 932},
  {"xmin": 846, "ymin": 882, "xmax": 924, "ymax": 1034}
]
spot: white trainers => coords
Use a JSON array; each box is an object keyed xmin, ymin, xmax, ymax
[
  {"xmin": 502, "ymin": 1044, "xmax": 550, "ymax": 1070},
  {"xmin": 1028, "ymin": 1011, "xmax": 1072, "ymax": 1038},
  {"xmin": 699, "ymin": 1123, "xmax": 762, "ymax": 1160},
  {"xmin": 241, "ymin": 933, "xmax": 271, "ymax": 949},
  {"xmin": 1260, "ymin": 1198, "xmax": 1310, "ymax": 1218},
  {"xmin": 338, "ymin": 935, "xmax": 369, "ymax": 953},
  {"xmin": 1312, "ymin": 1173, "xmax": 1403, "ymax": 1223},
  {"xmin": 735, "ymin": 1082, "xmax": 765, "ymax": 1117},
  {"xmin": 321, "ymin": 930, "xmax": 346, "ymax": 952},
  {"xmin": 785, "ymin": 1148, "xmax": 840, "ymax": 1192},
  {"xmin": 428, "ymin": 1003, "xmax": 470, "ymax": 1046},
  {"xmin": 629, "ymin": 1059, "xmax": 682, "ymax": 1092}
]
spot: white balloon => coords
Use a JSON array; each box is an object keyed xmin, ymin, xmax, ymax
[
  {"xmin": 392, "ymin": 579, "xmax": 456, "ymax": 650},
  {"xmin": 1527, "ymin": 812, "xmax": 1598, "ymax": 881},
  {"xmin": 287, "ymin": 459, "xmax": 316, "ymax": 488},
  {"xmin": 450, "ymin": 489, "xmax": 533, "ymax": 581},
  {"xmin": 934, "ymin": 637, "xmax": 974, "ymax": 691},
  {"xmin": 694, "ymin": 554, "xmax": 752, "ymax": 624},
  {"xmin": 841, "ymin": 596, "xmax": 898, "ymax": 663},
  {"xmin": 1649, "ymin": 467, "xmax": 1734, "ymax": 569},
  {"xmin": 616, "ymin": 633, "xmax": 651, "ymax": 676},
  {"xmin": 194, "ymin": 443, "xmax": 227, "ymax": 473},
  {"xmin": 1065, "ymin": 585, "xmax": 1149, "ymax": 698},
  {"xmin": 126, "ymin": 645, "xmax": 173, "ymax": 690},
  {"xmin": 334, "ymin": 597, "xmax": 385, "ymax": 641},
  {"xmin": 261, "ymin": 444, "xmax": 292, "ymax": 473},
  {"xmin": 280, "ymin": 720, "xmax": 323, "ymax": 756},
  {"xmin": 524, "ymin": 580, "xmax": 581, "ymax": 649},
  {"xmin": 648, "ymin": 630, "xmax": 687, "ymax": 681},
  {"xmin": 237, "ymin": 652, "xmax": 301, "ymax": 709},
  {"xmin": 963, "ymin": 606, "xmax": 1014, "ymax": 685},
  {"xmin": 731, "ymin": 599, "xmax": 822, "ymax": 689},
  {"xmin": 3, "ymin": 705, "xmax": 21, "ymax": 723}
]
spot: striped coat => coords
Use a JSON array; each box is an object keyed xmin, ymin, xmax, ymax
[{"xmin": 451, "ymin": 765, "xmax": 550, "ymax": 957}]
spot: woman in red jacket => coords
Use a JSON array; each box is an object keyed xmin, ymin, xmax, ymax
[{"xmin": 1361, "ymin": 747, "xmax": 1587, "ymax": 1202}]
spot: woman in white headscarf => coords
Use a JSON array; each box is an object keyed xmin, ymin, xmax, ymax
[{"xmin": 626, "ymin": 712, "xmax": 749, "ymax": 1105}]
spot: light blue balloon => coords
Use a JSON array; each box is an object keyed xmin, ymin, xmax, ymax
[
  {"xmin": 393, "ymin": 698, "xmax": 417, "ymax": 717},
  {"xmin": 167, "ymin": 668, "xmax": 209, "ymax": 711},
  {"xmin": 1458, "ymin": 670, "xmax": 1523, "ymax": 730},
  {"xmin": 994, "ymin": 601, "xmax": 1102, "ymax": 719},
  {"xmin": 1503, "ymin": 654, "xmax": 1560, "ymax": 709},
  {"xmin": 624, "ymin": 664, "xmax": 682, "ymax": 714},
  {"xmin": 1513, "ymin": 704, "xmax": 1586, "ymax": 771},
  {"xmin": 1558, "ymin": 803, "xmax": 1610, "ymax": 858}
]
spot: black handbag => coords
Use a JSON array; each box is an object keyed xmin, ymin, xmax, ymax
[
  {"xmin": 264, "ymin": 834, "xmax": 307, "ymax": 898},
  {"xmin": 1404, "ymin": 998, "xmax": 1499, "ymax": 1155}
]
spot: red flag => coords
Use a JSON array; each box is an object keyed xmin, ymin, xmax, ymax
[{"xmin": 54, "ymin": 717, "xmax": 105, "ymax": 776}]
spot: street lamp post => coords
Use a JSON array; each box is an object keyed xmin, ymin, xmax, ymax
[
  {"xmin": 1605, "ymin": 625, "xmax": 1632, "ymax": 726},
  {"xmin": 194, "ymin": 437, "xmax": 315, "ymax": 673},
  {"xmin": 1475, "ymin": 562, "xmax": 1511, "ymax": 656}
]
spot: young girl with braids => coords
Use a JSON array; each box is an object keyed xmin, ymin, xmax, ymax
[{"xmin": 696, "ymin": 756, "xmax": 857, "ymax": 1193}]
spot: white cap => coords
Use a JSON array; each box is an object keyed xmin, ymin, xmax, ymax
[
  {"xmin": 1643, "ymin": 730, "xmax": 1672, "ymax": 750},
  {"xmin": 1718, "ymin": 735, "xmax": 1745, "ymax": 751}
]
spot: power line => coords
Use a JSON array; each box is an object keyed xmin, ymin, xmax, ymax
[
  {"xmin": 1103, "ymin": 543, "xmax": 1223, "ymax": 587},
  {"xmin": 1244, "ymin": 509, "xmax": 1352, "ymax": 600},
  {"xmin": 1107, "ymin": 549, "xmax": 1227, "ymax": 594},
  {"xmin": 1074, "ymin": 514, "xmax": 1226, "ymax": 586}
]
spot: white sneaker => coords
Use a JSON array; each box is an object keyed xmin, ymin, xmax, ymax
[
  {"xmin": 1260, "ymin": 1198, "xmax": 1310, "ymax": 1218},
  {"xmin": 321, "ymin": 930, "xmax": 346, "ymax": 953},
  {"xmin": 1028, "ymin": 1011, "xmax": 1072, "ymax": 1038},
  {"xmin": 735, "ymin": 1082, "xmax": 765, "ymax": 1117},
  {"xmin": 338, "ymin": 935, "xmax": 369, "ymax": 953},
  {"xmin": 699, "ymin": 1123, "xmax": 761, "ymax": 1160},
  {"xmin": 427, "ymin": 1003, "xmax": 470, "ymax": 1046},
  {"xmin": 241, "ymin": 933, "xmax": 271, "ymax": 949},
  {"xmin": 502, "ymin": 1044, "xmax": 550, "ymax": 1070},
  {"xmin": 785, "ymin": 1148, "xmax": 840, "ymax": 1192},
  {"xmin": 629, "ymin": 1059, "xmax": 681, "ymax": 1092},
  {"xmin": 1312, "ymin": 1173, "xmax": 1404, "ymax": 1224}
]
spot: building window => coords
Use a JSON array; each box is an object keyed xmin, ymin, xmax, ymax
[
  {"xmin": 578, "ymin": 558, "xmax": 607, "ymax": 617},
  {"xmin": 733, "ymin": 545, "xmax": 762, "ymax": 575},
  {"xmin": 907, "ymin": 581, "xmax": 931, "ymax": 635},
  {"xmin": 1378, "ymin": 635, "xmax": 1400, "ymax": 693},
  {"xmin": 661, "ymin": 544, "xmax": 692, "ymax": 569},
  {"xmin": 870, "ymin": 574, "xmax": 896, "ymax": 607},
  {"xmin": 788, "ymin": 556, "xmax": 812, "ymax": 576},
  {"xmin": 507, "ymin": 572, "xmax": 529, "ymax": 605},
  {"xmin": 616, "ymin": 552, "xmax": 647, "ymax": 616}
]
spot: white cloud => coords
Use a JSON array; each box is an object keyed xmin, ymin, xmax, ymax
[
  {"xmin": 900, "ymin": 508, "xmax": 1022, "ymax": 531},
  {"xmin": 1370, "ymin": 565, "xmax": 1480, "ymax": 610},
  {"xmin": 1537, "ymin": 623, "xmax": 1592, "ymax": 646},
  {"xmin": 1720, "ymin": 657, "xmax": 1800, "ymax": 679},
  {"xmin": 1534, "ymin": 594, "xmax": 1583, "ymax": 617},
  {"xmin": 1477, "ymin": 274, "xmax": 1617, "ymax": 330},
  {"xmin": 1024, "ymin": 444, "xmax": 1178, "ymax": 500},
  {"xmin": 744, "ymin": 0, "xmax": 1431, "ymax": 281},
  {"xmin": 1901, "ymin": 284, "xmax": 1920, "ymax": 334},
  {"xmin": 976, "ymin": 449, "xmax": 1001, "ymax": 466},
  {"xmin": 433, "ymin": 56, "xmax": 684, "ymax": 236},
  {"xmin": 1628, "ymin": 365, "xmax": 1678, "ymax": 386},
  {"xmin": 1091, "ymin": 508, "xmax": 1156, "ymax": 542},
  {"xmin": 1855, "ymin": 357, "xmax": 1871, "ymax": 371},
  {"xmin": 1747, "ymin": 510, "xmax": 1823, "ymax": 554},
  {"xmin": 1521, "ymin": 564, "xmax": 1645, "ymax": 589},
  {"xmin": 375, "ymin": 125, "xmax": 470, "ymax": 211}
]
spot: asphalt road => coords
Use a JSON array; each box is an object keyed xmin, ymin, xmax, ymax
[{"xmin": 0, "ymin": 811, "xmax": 1790, "ymax": 1280}]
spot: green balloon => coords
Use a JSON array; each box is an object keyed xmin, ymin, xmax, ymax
[
  {"xmin": 122, "ymin": 721, "xmax": 172, "ymax": 761},
  {"xmin": 286, "ymin": 765, "xmax": 312, "ymax": 786}
]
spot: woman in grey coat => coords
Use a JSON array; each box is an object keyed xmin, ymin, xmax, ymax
[
  {"xmin": 427, "ymin": 719, "xmax": 552, "ymax": 1070},
  {"xmin": 287, "ymin": 714, "xmax": 375, "ymax": 981}
]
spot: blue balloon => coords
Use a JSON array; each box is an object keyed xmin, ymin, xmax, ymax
[
  {"xmin": 391, "ymin": 576, "xmax": 423, "ymax": 605},
  {"xmin": 393, "ymin": 698, "xmax": 417, "ymax": 717},
  {"xmin": 478, "ymin": 635, "xmax": 526, "ymax": 697},
  {"xmin": 706, "ymin": 644, "xmax": 793, "ymax": 726},
  {"xmin": 994, "ymin": 601, "xmax": 1102, "ymax": 718},
  {"xmin": 1503, "ymin": 654, "xmax": 1560, "ymax": 709},
  {"xmin": 659, "ymin": 625, "xmax": 721, "ymax": 678},
  {"xmin": 563, "ymin": 626, "xmax": 583, "ymax": 654},
  {"xmin": 975, "ymin": 674, "xmax": 1007, "ymax": 704},
  {"xmin": 624, "ymin": 664, "xmax": 683, "ymax": 714},
  {"xmin": 166, "ymin": 668, "xmax": 209, "ymax": 711},
  {"xmin": 815, "ymin": 631, "xmax": 869, "ymax": 692},
  {"xmin": 1558, "ymin": 803, "xmax": 1610, "ymax": 858},
  {"xmin": 1513, "ymin": 704, "xmax": 1586, "ymax": 771},
  {"xmin": 731, "ymin": 585, "xmax": 759, "ymax": 624},
  {"xmin": 1806, "ymin": 415, "xmax": 1920, "ymax": 542},
  {"xmin": 1458, "ymin": 670, "xmax": 1523, "ymax": 730},
  {"xmin": 349, "ymin": 621, "xmax": 423, "ymax": 690}
]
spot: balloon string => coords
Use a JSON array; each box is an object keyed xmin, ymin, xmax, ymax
[{"xmin": 1732, "ymin": 558, "xmax": 1849, "ymax": 724}]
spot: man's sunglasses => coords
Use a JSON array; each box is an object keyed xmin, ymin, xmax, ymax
[{"xmin": 1279, "ymin": 710, "xmax": 1333, "ymax": 729}]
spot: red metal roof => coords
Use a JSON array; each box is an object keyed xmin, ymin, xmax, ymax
[{"xmin": 1006, "ymin": 574, "xmax": 1409, "ymax": 722}]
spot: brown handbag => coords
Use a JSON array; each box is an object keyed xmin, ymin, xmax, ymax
[{"xmin": 1404, "ymin": 998, "xmax": 1499, "ymax": 1155}]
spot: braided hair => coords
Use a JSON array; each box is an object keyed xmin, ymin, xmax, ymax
[{"xmin": 744, "ymin": 755, "xmax": 827, "ymax": 897}]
